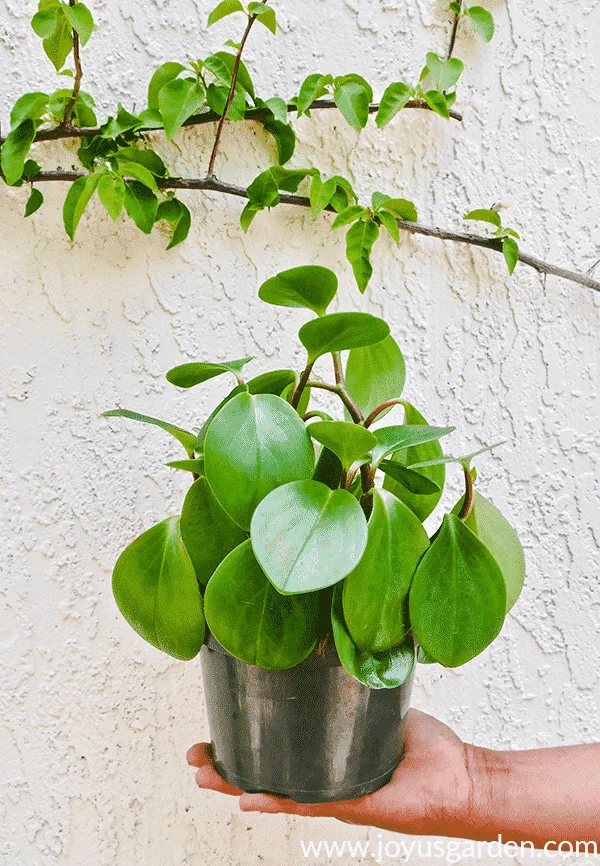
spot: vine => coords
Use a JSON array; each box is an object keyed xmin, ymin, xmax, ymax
[{"xmin": 1, "ymin": 0, "xmax": 598, "ymax": 294}]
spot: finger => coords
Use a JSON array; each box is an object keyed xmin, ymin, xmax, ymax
[
  {"xmin": 239, "ymin": 793, "xmax": 370, "ymax": 823},
  {"xmin": 186, "ymin": 742, "xmax": 213, "ymax": 768},
  {"xmin": 195, "ymin": 765, "xmax": 244, "ymax": 796}
]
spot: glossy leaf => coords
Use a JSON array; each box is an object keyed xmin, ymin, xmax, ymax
[
  {"xmin": 371, "ymin": 424, "xmax": 454, "ymax": 467},
  {"xmin": 308, "ymin": 421, "xmax": 376, "ymax": 470},
  {"xmin": 343, "ymin": 490, "xmax": 429, "ymax": 652},
  {"xmin": 159, "ymin": 78, "xmax": 206, "ymax": 140},
  {"xmin": 346, "ymin": 335, "xmax": 406, "ymax": 418},
  {"xmin": 63, "ymin": 2, "xmax": 94, "ymax": 45},
  {"xmin": 112, "ymin": 517, "xmax": 205, "ymax": 660},
  {"xmin": 24, "ymin": 188, "xmax": 44, "ymax": 217},
  {"xmin": 425, "ymin": 53, "xmax": 464, "ymax": 92},
  {"xmin": 205, "ymin": 51, "xmax": 255, "ymax": 99},
  {"xmin": 423, "ymin": 90, "xmax": 449, "ymax": 119},
  {"xmin": 467, "ymin": 6, "xmax": 494, "ymax": 41},
  {"xmin": 382, "ymin": 402, "xmax": 446, "ymax": 522},
  {"xmin": 453, "ymin": 492, "xmax": 525, "ymax": 612},
  {"xmin": 378, "ymin": 461, "xmax": 441, "ymax": 495},
  {"xmin": 166, "ymin": 357, "xmax": 251, "ymax": 388},
  {"xmin": 63, "ymin": 173, "xmax": 100, "ymax": 239},
  {"xmin": 299, "ymin": 312, "xmax": 389, "ymax": 362},
  {"xmin": 165, "ymin": 200, "xmax": 191, "ymax": 249},
  {"xmin": 123, "ymin": 181, "xmax": 158, "ymax": 234},
  {"xmin": 166, "ymin": 458, "xmax": 205, "ymax": 473},
  {"xmin": 207, "ymin": 0, "xmax": 244, "ymax": 26},
  {"xmin": 375, "ymin": 82, "xmax": 412, "ymax": 127},
  {"xmin": 312, "ymin": 446, "xmax": 343, "ymax": 490},
  {"xmin": 345, "ymin": 219, "xmax": 379, "ymax": 292},
  {"xmin": 102, "ymin": 408, "xmax": 197, "ymax": 453},
  {"xmin": 333, "ymin": 79, "xmax": 371, "ymax": 130},
  {"xmin": 40, "ymin": 5, "xmax": 73, "ymax": 71},
  {"xmin": 464, "ymin": 208, "xmax": 501, "ymax": 227},
  {"xmin": 258, "ymin": 265, "xmax": 337, "ymax": 316},
  {"xmin": 118, "ymin": 162, "xmax": 160, "ymax": 194},
  {"xmin": 310, "ymin": 174, "xmax": 337, "ymax": 216},
  {"xmin": 1, "ymin": 120, "xmax": 36, "ymax": 186},
  {"xmin": 205, "ymin": 540, "xmax": 318, "ymax": 669},
  {"xmin": 381, "ymin": 198, "xmax": 418, "ymax": 222},
  {"xmin": 409, "ymin": 514, "xmax": 506, "ymax": 667},
  {"xmin": 147, "ymin": 62, "xmax": 186, "ymax": 111},
  {"xmin": 503, "ymin": 237, "xmax": 519, "ymax": 275},
  {"xmin": 332, "ymin": 585, "xmax": 415, "ymax": 688},
  {"xmin": 251, "ymin": 480, "xmax": 368, "ymax": 594},
  {"xmin": 10, "ymin": 92, "xmax": 49, "ymax": 128},
  {"xmin": 204, "ymin": 393, "xmax": 315, "ymax": 530},
  {"xmin": 378, "ymin": 210, "xmax": 400, "ymax": 244},
  {"xmin": 408, "ymin": 440, "xmax": 506, "ymax": 470},
  {"xmin": 115, "ymin": 146, "xmax": 167, "ymax": 177},
  {"xmin": 97, "ymin": 173, "xmax": 125, "ymax": 221},
  {"xmin": 249, "ymin": 2, "xmax": 276, "ymax": 33},
  {"xmin": 180, "ymin": 476, "xmax": 246, "ymax": 584},
  {"xmin": 295, "ymin": 73, "xmax": 332, "ymax": 116},
  {"xmin": 31, "ymin": 8, "xmax": 58, "ymax": 38},
  {"xmin": 331, "ymin": 205, "xmax": 368, "ymax": 229},
  {"xmin": 247, "ymin": 368, "xmax": 296, "ymax": 395}
]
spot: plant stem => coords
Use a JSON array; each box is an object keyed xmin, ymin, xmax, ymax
[
  {"xmin": 447, "ymin": 1, "xmax": 462, "ymax": 59},
  {"xmin": 63, "ymin": 1, "xmax": 83, "ymax": 128},
  {"xmin": 458, "ymin": 465, "xmax": 475, "ymax": 520},
  {"xmin": 15, "ymin": 171, "xmax": 600, "ymax": 294},
  {"xmin": 206, "ymin": 14, "xmax": 257, "ymax": 178},
  {"xmin": 332, "ymin": 351, "xmax": 344, "ymax": 387},
  {"xmin": 364, "ymin": 398, "xmax": 405, "ymax": 427},
  {"xmin": 291, "ymin": 362, "xmax": 314, "ymax": 409},
  {"xmin": 306, "ymin": 380, "xmax": 364, "ymax": 423}
]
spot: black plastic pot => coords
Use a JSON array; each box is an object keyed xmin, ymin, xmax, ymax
[{"xmin": 200, "ymin": 633, "xmax": 414, "ymax": 803}]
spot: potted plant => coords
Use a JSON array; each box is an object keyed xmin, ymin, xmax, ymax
[{"xmin": 104, "ymin": 265, "xmax": 525, "ymax": 803}]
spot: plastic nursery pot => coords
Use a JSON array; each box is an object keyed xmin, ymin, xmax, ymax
[{"xmin": 200, "ymin": 633, "xmax": 414, "ymax": 804}]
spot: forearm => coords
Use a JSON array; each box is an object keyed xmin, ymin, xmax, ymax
[{"xmin": 455, "ymin": 742, "xmax": 600, "ymax": 848}]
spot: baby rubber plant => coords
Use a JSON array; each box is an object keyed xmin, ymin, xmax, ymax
[{"xmin": 104, "ymin": 265, "xmax": 525, "ymax": 687}]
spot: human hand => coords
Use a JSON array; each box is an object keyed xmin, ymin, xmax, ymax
[{"xmin": 187, "ymin": 709, "xmax": 478, "ymax": 838}]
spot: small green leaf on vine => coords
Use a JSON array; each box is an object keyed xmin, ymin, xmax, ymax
[
  {"xmin": 346, "ymin": 219, "xmax": 380, "ymax": 292},
  {"xmin": 97, "ymin": 173, "xmax": 125, "ymax": 221},
  {"xmin": 1, "ymin": 120, "xmax": 37, "ymax": 186},
  {"xmin": 295, "ymin": 73, "xmax": 333, "ymax": 116},
  {"xmin": 502, "ymin": 237, "xmax": 519, "ymax": 275},
  {"xmin": 207, "ymin": 0, "xmax": 245, "ymax": 27},
  {"xmin": 248, "ymin": 2, "xmax": 277, "ymax": 34},
  {"xmin": 24, "ymin": 188, "xmax": 44, "ymax": 217},
  {"xmin": 464, "ymin": 208, "xmax": 502, "ymax": 227},
  {"xmin": 333, "ymin": 75, "xmax": 373, "ymax": 130},
  {"xmin": 467, "ymin": 6, "xmax": 494, "ymax": 42},
  {"xmin": 123, "ymin": 181, "xmax": 159, "ymax": 234},
  {"xmin": 63, "ymin": 2, "xmax": 95, "ymax": 46},
  {"xmin": 375, "ymin": 82, "xmax": 412, "ymax": 128},
  {"xmin": 63, "ymin": 174, "xmax": 100, "ymax": 240}
]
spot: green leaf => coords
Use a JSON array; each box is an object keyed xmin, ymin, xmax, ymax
[
  {"xmin": 24, "ymin": 187, "xmax": 44, "ymax": 217},
  {"xmin": 166, "ymin": 357, "xmax": 252, "ymax": 388},
  {"xmin": 166, "ymin": 458, "xmax": 205, "ymax": 473},
  {"xmin": 308, "ymin": 421, "xmax": 376, "ymax": 470},
  {"xmin": 408, "ymin": 440, "xmax": 506, "ymax": 470},
  {"xmin": 375, "ymin": 82, "xmax": 412, "ymax": 128},
  {"xmin": 261, "ymin": 117, "xmax": 296, "ymax": 164},
  {"xmin": 123, "ymin": 181, "xmax": 158, "ymax": 234},
  {"xmin": 112, "ymin": 517, "xmax": 205, "ymax": 660},
  {"xmin": 381, "ymin": 197, "xmax": 418, "ymax": 222},
  {"xmin": 409, "ymin": 514, "xmax": 506, "ymax": 667},
  {"xmin": 180, "ymin": 476, "xmax": 246, "ymax": 584},
  {"xmin": 102, "ymin": 408, "xmax": 198, "ymax": 453},
  {"xmin": 46, "ymin": 88, "xmax": 96, "ymax": 126},
  {"xmin": 378, "ymin": 210, "xmax": 400, "ymax": 244},
  {"xmin": 115, "ymin": 146, "xmax": 167, "ymax": 177},
  {"xmin": 118, "ymin": 162, "xmax": 160, "ymax": 193},
  {"xmin": 31, "ymin": 7, "xmax": 58, "ymax": 38},
  {"xmin": 295, "ymin": 73, "xmax": 332, "ymax": 116},
  {"xmin": 207, "ymin": 0, "xmax": 244, "ymax": 26},
  {"xmin": 425, "ymin": 53, "xmax": 464, "ymax": 91},
  {"xmin": 502, "ymin": 237, "xmax": 519, "ymax": 275},
  {"xmin": 101, "ymin": 104, "xmax": 143, "ymax": 138},
  {"xmin": 158, "ymin": 78, "xmax": 206, "ymax": 140},
  {"xmin": 250, "ymin": 480, "xmax": 368, "ymax": 594},
  {"xmin": 464, "ymin": 208, "xmax": 501, "ymax": 227},
  {"xmin": 280, "ymin": 380, "xmax": 310, "ymax": 415},
  {"xmin": 345, "ymin": 219, "xmax": 380, "ymax": 292},
  {"xmin": 147, "ymin": 61, "xmax": 186, "ymax": 111},
  {"xmin": 204, "ymin": 392, "xmax": 315, "ymax": 530},
  {"xmin": 204, "ymin": 52, "xmax": 255, "ymax": 99},
  {"xmin": 240, "ymin": 202, "xmax": 260, "ymax": 232},
  {"xmin": 309, "ymin": 174, "xmax": 337, "ymax": 217},
  {"xmin": 346, "ymin": 334, "xmax": 406, "ymax": 419},
  {"xmin": 378, "ymin": 461, "xmax": 440, "ymax": 495},
  {"xmin": 329, "ymin": 175, "xmax": 358, "ymax": 212},
  {"xmin": 165, "ymin": 201, "xmax": 191, "ymax": 249},
  {"xmin": 269, "ymin": 166, "xmax": 311, "ymax": 192},
  {"xmin": 467, "ymin": 6, "xmax": 494, "ymax": 41},
  {"xmin": 331, "ymin": 585, "xmax": 415, "ymax": 688},
  {"xmin": 1, "ymin": 120, "xmax": 36, "ymax": 186},
  {"xmin": 371, "ymin": 424, "xmax": 454, "ymax": 468},
  {"xmin": 453, "ymin": 492, "xmax": 525, "ymax": 612},
  {"xmin": 10, "ymin": 92, "xmax": 49, "ymax": 128},
  {"xmin": 62, "ymin": 173, "xmax": 100, "ymax": 239},
  {"xmin": 247, "ymin": 369, "xmax": 296, "ymax": 395},
  {"xmin": 343, "ymin": 489, "xmax": 429, "ymax": 652},
  {"xmin": 96, "ymin": 174, "xmax": 125, "ymax": 221},
  {"xmin": 312, "ymin": 446, "xmax": 343, "ymax": 490},
  {"xmin": 248, "ymin": 2, "xmax": 277, "ymax": 33},
  {"xmin": 41, "ymin": 5, "xmax": 74, "ymax": 71},
  {"xmin": 205, "ymin": 540, "xmax": 318, "ymax": 669},
  {"xmin": 63, "ymin": 2, "xmax": 94, "ymax": 45},
  {"xmin": 299, "ymin": 312, "xmax": 389, "ymax": 362},
  {"xmin": 382, "ymin": 402, "xmax": 446, "ymax": 522},
  {"xmin": 258, "ymin": 265, "xmax": 338, "ymax": 316},
  {"xmin": 23, "ymin": 159, "xmax": 41, "ymax": 181},
  {"xmin": 331, "ymin": 205, "xmax": 368, "ymax": 229},
  {"xmin": 263, "ymin": 96, "xmax": 288, "ymax": 124},
  {"xmin": 333, "ymin": 80, "xmax": 371, "ymax": 131},
  {"xmin": 423, "ymin": 90, "xmax": 450, "ymax": 119},
  {"xmin": 246, "ymin": 169, "xmax": 280, "ymax": 208}
]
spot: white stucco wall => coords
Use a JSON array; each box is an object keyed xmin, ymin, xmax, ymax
[{"xmin": 1, "ymin": 0, "xmax": 600, "ymax": 863}]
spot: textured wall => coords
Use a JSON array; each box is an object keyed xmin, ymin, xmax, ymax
[{"xmin": 1, "ymin": 0, "xmax": 600, "ymax": 863}]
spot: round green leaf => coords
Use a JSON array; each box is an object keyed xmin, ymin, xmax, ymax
[
  {"xmin": 409, "ymin": 514, "xmax": 507, "ymax": 667},
  {"xmin": 343, "ymin": 490, "xmax": 429, "ymax": 653},
  {"xmin": 180, "ymin": 477, "xmax": 246, "ymax": 584},
  {"xmin": 247, "ymin": 368, "xmax": 296, "ymax": 395},
  {"xmin": 467, "ymin": 6, "xmax": 495, "ymax": 42},
  {"xmin": 258, "ymin": 265, "xmax": 338, "ymax": 316},
  {"xmin": 346, "ymin": 334, "xmax": 406, "ymax": 418},
  {"xmin": 299, "ymin": 312, "xmax": 389, "ymax": 362},
  {"xmin": 251, "ymin": 480, "xmax": 368, "ymax": 594},
  {"xmin": 166, "ymin": 357, "xmax": 252, "ymax": 388},
  {"xmin": 204, "ymin": 540, "xmax": 318, "ymax": 669},
  {"xmin": 453, "ymin": 491, "xmax": 525, "ymax": 612},
  {"xmin": 204, "ymin": 393, "xmax": 315, "ymax": 530},
  {"xmin": 383, "ymin": 402, "xmax": 446, "ymax": 521},
  {"xmin": 112, "ymin": 517, "xmax": 205, "ymax": 660},
  {"xmin": 308, "ymin": 420, "xmax": 376, "ymax": 470},
  {"xmin": 331, "ymin": 585, "xmax": 415, "ymax": 689}
]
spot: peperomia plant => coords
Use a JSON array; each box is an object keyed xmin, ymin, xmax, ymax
[{"xmin": 105, "ymin": 265, "xmax": 525, "ymax": 687}]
